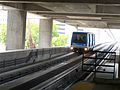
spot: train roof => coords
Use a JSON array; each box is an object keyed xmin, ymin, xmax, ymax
[{"xmin": 73, "ymin": 32, "xmax": 94, "ymax": 34}]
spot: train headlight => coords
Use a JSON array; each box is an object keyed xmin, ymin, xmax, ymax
[
  {"xmin": 84, "ymin": 48, "xmax": 88, "ymax": 51},
  {"xmin": 70, "ymin": 47, "xmax": 73, "ymax": 50}
]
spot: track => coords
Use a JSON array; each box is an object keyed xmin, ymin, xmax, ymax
[
  {"xmin": 0, "ymin": 52, "xmax": 79, "ymax": 85},
  {"xmin": 0, "ymin": 43, "xmax": 118, "ymax": 90}
]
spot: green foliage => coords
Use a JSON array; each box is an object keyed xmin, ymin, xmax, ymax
[
  {"xmin": 25, "ymin": 21, "xmax": 39, "ymax": 48},
  {"xmin": 0, "ymin": 24, "xmax": 7, "ymax": 44},
  {"xmin": 52, "ymin": 24, "xmax": 68, "ymax": 47},
  {"xmin": 0, "ymin": 21, "xmax": 68, "ymax": 48},
  {"xmin": 52, "ymin": 34, "xmax": 68, "ymax": 46},
  {"xmin": 52, "ymin": 24, "xmax": 59, "ymax": 37},
  {"xmin": 25, "ymin": 22, "xmax": 68, "ymax": 48}
]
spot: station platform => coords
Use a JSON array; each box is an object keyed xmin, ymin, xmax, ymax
[
  {"xmin": 69, "ymin": 80, "xmax": 120, "ymax": 90},
  {"xmin": 69, "ymin": 62, "xmax": 120, "ymax": 90}
]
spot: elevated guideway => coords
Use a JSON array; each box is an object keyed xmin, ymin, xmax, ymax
[{"xmin": 0, "ymin": 43, "xmax": 118, "ymax": 90}]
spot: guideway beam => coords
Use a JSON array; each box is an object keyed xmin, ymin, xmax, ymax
[{"xmin": 0, "ymin": 0, "xmax": 120, "ymax": 4}]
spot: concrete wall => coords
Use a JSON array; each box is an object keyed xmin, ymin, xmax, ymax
[{"xmin": 0, "ymin": 47, "xmax": 70, "ymax": 68}]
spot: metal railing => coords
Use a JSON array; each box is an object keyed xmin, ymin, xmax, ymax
[{"xmin": 82, "ymin": 51, "xmax": 116, "ymax": 79}]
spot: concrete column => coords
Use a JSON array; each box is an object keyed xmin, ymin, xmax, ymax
[
  {"xmin": 6, "ymin": 10, "xmax": 27, "ymax": 50},
  {"xmin": 39, "ymin": 18, "xmax": 53, "ymax": 48}
]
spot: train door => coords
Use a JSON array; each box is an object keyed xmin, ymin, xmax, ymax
[
  {"xmin": 92, "ymin": 34, "xmax": 94, "ymax": 46},
  {"xmin": 90, "ymin": 34, "xmax": 93, "ymax": 47},
  {"xmin": 93, "ymin": 34, "xmax": 95, "ymax": 45},
  {"xmin": 88, "ymin": 33, "xmax": 95, "ymax": 47},
  {"xmin": 88, "ymin": 34, "xmax": 90, "ymax": 47}
]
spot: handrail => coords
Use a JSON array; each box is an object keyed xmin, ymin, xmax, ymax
[{"xmin": 82, "ymin": 50, "xmax": 116, "ymax": 79}]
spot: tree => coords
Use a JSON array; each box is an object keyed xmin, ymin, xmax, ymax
[
  {"xmin": 25, "ymin": 20, "xmax": 39, "ymax": 48},
  {"xmin": 0, "ymin": 21, "xmax": 68, "ymax": 48},
  {"xmin": 52, "ymin": 35, "xmax": 68, "ymax": 46},
  {"xmin": 52, "ymin": 24, "xmax": 59, "ymax": 37},
  {"xmin": 52, "ymin": 24, "xmax": 68, "ymax": 46},
  {"xmin": 0, "ymin": 24, "xmax": 7, "ymax": 45},
  {"xmin": 25, "ymin": 22, "xmax": 68, "ymax": 48}
]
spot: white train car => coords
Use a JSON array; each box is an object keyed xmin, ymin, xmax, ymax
[{"xmin": 71, "ymin": 32, "xmax": 95, "ymax": 53}]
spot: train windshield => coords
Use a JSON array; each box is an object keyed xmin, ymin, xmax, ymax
[{"xmin": 72, "ymin": 33, "xmax": 87, "ymax": 44}]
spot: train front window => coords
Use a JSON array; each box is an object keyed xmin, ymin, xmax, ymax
[{"xmin": 72, "ymin": 33, "xmax": 87, "ymax": 44}]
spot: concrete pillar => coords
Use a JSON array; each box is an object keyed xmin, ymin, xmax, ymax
[
  {"xmin": 6, "ymin": 10, "xmax": 27, "ymax": 50},
  {"xmin": 39, "ymin": 18, "xmax": 53, "ymax": 48}
]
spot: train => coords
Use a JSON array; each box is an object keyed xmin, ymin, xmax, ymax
[{"xmin": 70, "ymin": 32, "xmax": 95, "ymax": 53}]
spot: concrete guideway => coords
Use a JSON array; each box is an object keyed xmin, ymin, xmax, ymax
[
  {"xmin": 0, "ymin": 43, "xmax": 117, "ymax": 90},
  {"xmin": 0, "ymin": 52, "xmax": 80, "ymax": 90},
  {"xmin": 0, "ymin": 47, "xmax": 70, "ymax": 72}
]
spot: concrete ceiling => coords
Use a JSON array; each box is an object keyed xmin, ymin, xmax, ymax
[
  {"xmin": 0, "ymin": 0, "xmax": 120, "ymax": 4},
  {"xmin": 1, "ymin": 0, "xmax": 120, "ymax": 29}
]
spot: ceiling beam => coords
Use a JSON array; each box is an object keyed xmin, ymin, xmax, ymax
[
  {"xmin": 0, "ymin": 0, "xmax": 120, "ymax": 4},
  {"xmin": 0, "ymin": 3, "xmax": 51, "ymax": 11},
  {"xmin": 96, "ymin": 5, "xmax": 120, "ymax": 14},
  {"xmin": 36, "ymin": 12, "xmax": 120, "ymax": 18},
  {"xmin": 54, "ymin": 18, "xmax": 120, "ymax": 23},
  {"xmin": 25, "ymin": 3, "xmax": 51, "ymax": 11}
]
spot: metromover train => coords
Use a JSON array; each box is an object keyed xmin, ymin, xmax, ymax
[{"xmin": 71, "ymin": 32, "xmax": 95, "ymax": 53}]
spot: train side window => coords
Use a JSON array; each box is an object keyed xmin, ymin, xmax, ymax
[
  {"xmin": 92, "ymin": 34, "xmax": 95, "ymax": 45},
  {"xmin": 94, "ymin": 34, "xmax": 95, "ymax": 45},
  {"xmin": 92, "ymin": 34, "xmax": 94, "ymax": 46},
  {"xmin": 91, "ymin": 34, "xmax": 93, "ymax": 46},
  {"xmin": 87, "ymin": 34, "xmax": 89, "ymax": 46},
  {"xmin": 89, "ymin": 34, "xmax": 91, "ymax": 46}
]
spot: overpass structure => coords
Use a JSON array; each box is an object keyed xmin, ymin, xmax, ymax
[
  {"xmin": 0, "ymin": 1, "xmax": 120, "ymax": 90},
  {"xmin": 0, "ymin": 0, "xmax": 120, "ymax": 50}
]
